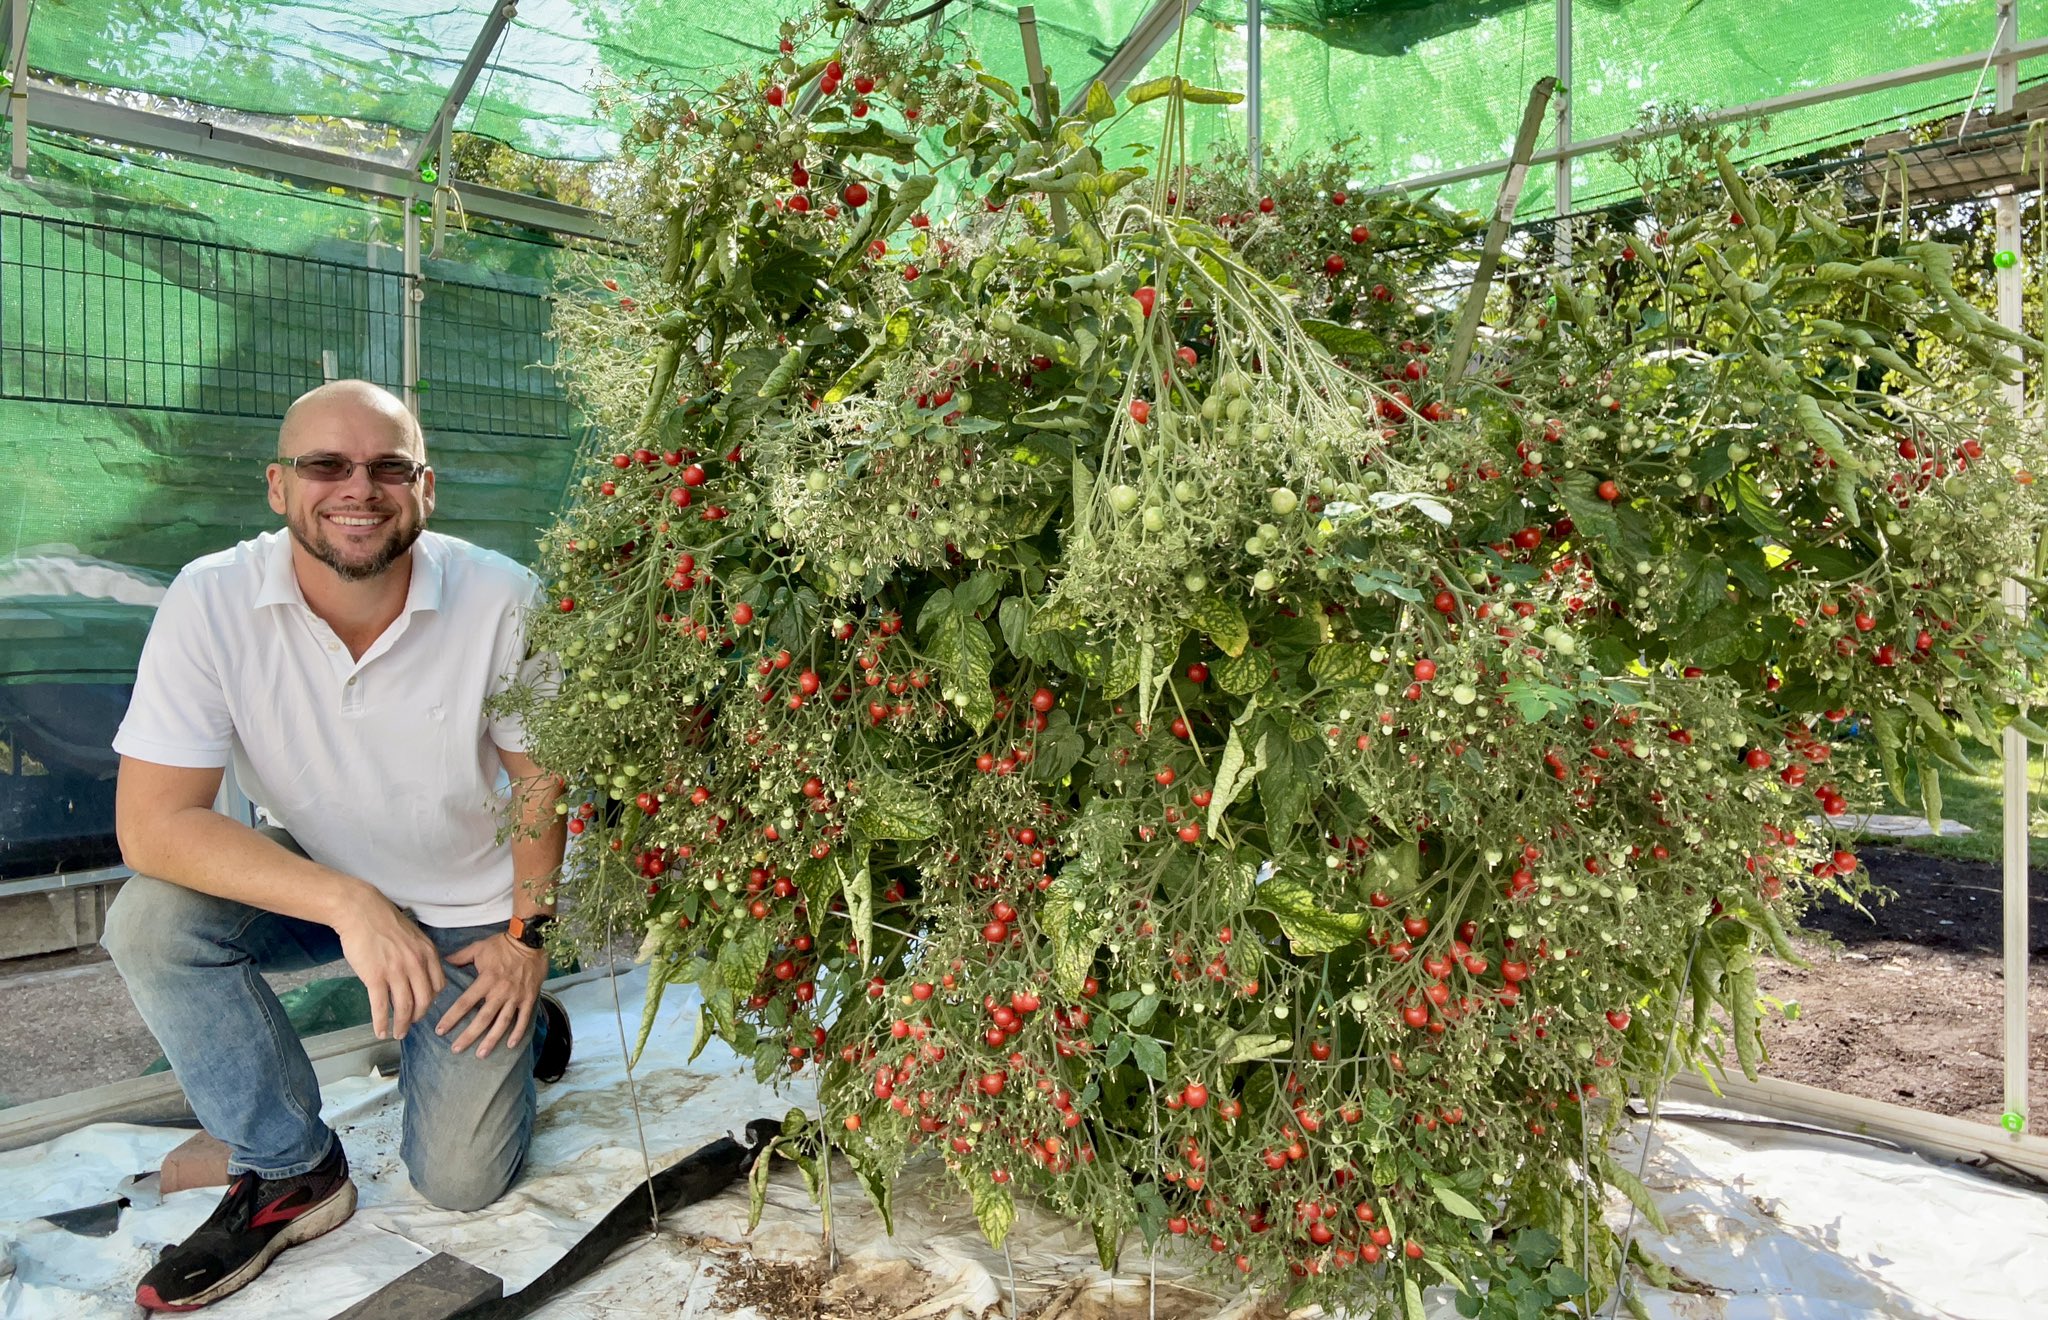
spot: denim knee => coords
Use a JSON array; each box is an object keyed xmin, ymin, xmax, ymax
[
  {"xmin": 405, "ymin": 1152, "xmax": 519, "ymax": 1212},
  {"xmin": 102, "ymin": 874, "xmax": 191, "ymax": 978}
]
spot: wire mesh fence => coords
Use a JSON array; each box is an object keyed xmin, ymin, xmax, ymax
[{"xmin": 0, "ymin": 210, "xmax": 572, "ymax": 439}]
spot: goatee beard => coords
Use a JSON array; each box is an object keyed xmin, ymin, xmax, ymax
[{"xmin": 291, "ymin": 516, "xmax": 424, "ymax": 583}]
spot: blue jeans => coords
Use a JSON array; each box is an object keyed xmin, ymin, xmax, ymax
[{"xmin": 102, "ymin": 843, "xmax": 537, "ymax": 1212}]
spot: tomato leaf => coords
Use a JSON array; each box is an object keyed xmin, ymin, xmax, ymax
[
  {"xmin": 1217, "ymin": 648, "xmax": 1270, "ymax": 695},
  {"xmin": 808, "ymin": 120, "xmax": 920, "ymax": 163},
  {"xmin": 1126, "ymin": 75, "xmax": 1245, "ymax": 107},
  {"xmin": 1129, "ymin": 1034, "xmax": 1168, "ymax": 1080},
  {"xmin": 1557, "ymin": 472, "xmax": 1623, "ymax": 546},
  {"xmin": 2008, "ymin": 712, "xmax": 2048, "ymax": 742},
  {"xmin": 1300, "ymin": 318, "xmax": 1389, "ymax": 359},
  {"xmin": 1510, "ymin": 1227, "xmax": 1561, "ymax": 1269},
  {"xmin": 1404, "ymin": 1278, "xmax": 1427, "ymax": 1320},
  {"xmin": 631, "ymin": 957, "xmax": 672, "ymax": 1068},
  {"xmin": 1187, "ymin": 592, "xmax": 1250, "ymax": 657},
  {"xmin": 970, "ymin": 1177, "xmax": 1016, "ymax": 1248},
  {"xmin": 1258, "ymin": 875, "xmax": 1369, "ymax": 955},
  {"xmin": 919, "ymin": 589, "xmax": 997, "ymax": 732},
  {"xmin": 1082, "ymin": 80, "xmax": 1116, "ymax": 124},
  {"xmin": 1220, "ymin": 1032, "xmax": 1292, "ymax": 1064},
  {"xmin": 1091, "ymin": 1219, "xmax": 1121, "ymax": 1271},
  {"xmin": 1920, "ymin": 764, "xmax": 1944, "ymax": 836},
  {"xmin": 1352, "ymin": 568, "xmax": 1424, "ymax": 604},
  {"xmin": 1308, "ymin": 641, "xmax": 1380, "ymax": 685},
  {"xmin": 850, "ymin": 1151, "xmax": 896, "ymax": 1237},
  {"xmin": 1258, "ymin": 721, "xmax": 1318, "ymax": 840},
  {"xmin": 1545, "ymin": 1263, "xmax": 1590, "ymax": 1298},
  {"xmin": 1600, "ymin": 1153, "xmax": 1670, "ymax": 1234},
  {"xmin": 842, "ymin": 849, "xmax": 873, "ymax": 967},
  {"xmin": 853, "ymin": 772, "xmax": 943, "ymax": 841},
  {"xmin": 1431, "ymin": 1182, "xmax": 1489, "ymax": 1221},
  {"xmin": 1731, "ymin": 471, "xmax": 1793, "ymax": 540},
  {"xmin": 1206, "ymin": 719, "xmax": 1266, "ymax": 834},
  {"xmin": 1041, "ymin": 872, "xmax": 1102, "ymax": 997}
]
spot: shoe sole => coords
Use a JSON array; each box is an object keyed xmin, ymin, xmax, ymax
[{"xmin": 139, "ymin": 1182, "xmax": 358, "ymax": 1312}]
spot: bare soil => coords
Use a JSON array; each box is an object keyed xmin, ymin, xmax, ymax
[{"xmin": 1749, "ymin": 846, "xmax": 2048, "ymax": 1126}]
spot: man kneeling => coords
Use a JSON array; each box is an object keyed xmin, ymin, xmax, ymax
[{"xmin": 105, "ymin": 380, "xmax": 569, "ymax": 1311}]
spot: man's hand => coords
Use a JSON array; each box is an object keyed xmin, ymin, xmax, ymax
[
  {"xmin": 333, "ymin": 894, "xmax": 447, "ymax": 1041},
  {"xmin": 436, "ymin": 933, "xmax": 547, "ymax": 1059}
]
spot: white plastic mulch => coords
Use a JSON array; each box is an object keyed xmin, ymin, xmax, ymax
[{"xmin": 2, "ymin": 968, "xmax": 2043, "ymax": 1320}]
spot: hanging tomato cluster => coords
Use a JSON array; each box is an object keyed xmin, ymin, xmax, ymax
[{"xmin": 510, "ymin": 15, "xmax": 2048, "ymax": 1316}]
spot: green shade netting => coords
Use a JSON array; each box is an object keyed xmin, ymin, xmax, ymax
[
  {"xmin": 24, "ymin": 0, "xmax": 2013, "ymax": 198},
  {"xmin": 0, "ymin": 135, "xmax": 581, "ymax": 688}
]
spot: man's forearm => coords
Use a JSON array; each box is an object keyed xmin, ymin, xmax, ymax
[
  {"xmin": 121, "ymin": 806, "xmax": 371, "ymax": 926},
  {"xmin": 510, "ymin": 819, "xmax": 566, "ymax": 917},
  {"xmin": 506, "ymin": 770, "xmax": 567, "ymax": 918}
]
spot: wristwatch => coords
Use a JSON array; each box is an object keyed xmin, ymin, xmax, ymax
[{"xmin": 507, "ymin": 913, "xmax": 555, "ymax": 950}]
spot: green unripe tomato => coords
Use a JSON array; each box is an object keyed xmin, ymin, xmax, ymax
[
  {"xmin": 1253, "ymin": 569, "xmax": 1278, "ymax": 592},
  {"xmin": 1141, "ymin": 506, "xmax": 1165, "ymax": 532},
  {"xmin": 1269, "ymin": 488, "xmax": 1299, "ymax": 516},
  {"xmin": 1108, "ymin": 484, "xmax": 1141, "ymax": 514}
]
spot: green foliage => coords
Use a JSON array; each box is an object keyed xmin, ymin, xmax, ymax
[{"xmin": 501, "ymin": 17, "xmax": 2048, "ymax": 1316}]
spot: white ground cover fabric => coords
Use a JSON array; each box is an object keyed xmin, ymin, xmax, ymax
[{"xmin": 2, "ymin": 968, "xmax": 2042, "ymax": 1319}]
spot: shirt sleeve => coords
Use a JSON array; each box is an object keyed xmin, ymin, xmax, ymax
[
  {"xmin": 112, "ymin": 571, "xmax": 235, "ymax": 768},
  {"xmin": 485, "ymin": 575, "xmax": 557, "ymax": 755}
]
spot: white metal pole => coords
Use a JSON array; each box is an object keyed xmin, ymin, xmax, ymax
[
  {"xmin": 7, "ymin": 0, "xmax": 31, "ymax": 180},
  {"xmin": 1246, "ymin": 0, "xmax": 1262, "ymax": 192},
  {"xmin": 1992, "ymin": 0, "xmax": 2029, "ymax": 1146},
  {"xmin": 1553, "ymin": 0, "xmax": 1571, "ymax": 263},
  {"xmin": 402, "ymin": 203, "xmax": 421, "ymax": 418}
]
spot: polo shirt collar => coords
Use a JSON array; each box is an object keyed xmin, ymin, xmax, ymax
[{"xmin": 251, "ymin": 528, "xmax": 444, "ymax": 614}]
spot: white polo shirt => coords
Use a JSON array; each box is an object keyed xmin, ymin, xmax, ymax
[{"xmin": 113, "ymin": 529, "xmax": 544, "ymax": 927}]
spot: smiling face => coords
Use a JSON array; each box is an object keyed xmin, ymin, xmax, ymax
[{"xmin": 266, "ymin": 381, "xmax": 435, "ymax": 585}]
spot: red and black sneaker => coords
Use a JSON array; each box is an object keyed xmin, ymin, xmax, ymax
[{"xmin": 136, "ymin": 1142, "xmax": 355, "ymax": 1311}]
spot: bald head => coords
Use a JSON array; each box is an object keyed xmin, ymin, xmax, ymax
[
  {"xmin": 268, "ymin": 379, "xmax": 435, "ymax": 586},
  {"xmin": 279, "ymin": 380, "xmax": 424, "ymax": 461}
]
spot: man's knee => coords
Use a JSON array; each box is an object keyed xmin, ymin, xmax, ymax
[
  {"xmin": 102, "ymin": 874, "xmax": 197, "ymax": 975},
  {"xmin": 405, "ymin": 1151, "xmax": 519, "ymax": 1212}
]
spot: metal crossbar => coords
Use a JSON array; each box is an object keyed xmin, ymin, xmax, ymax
[{"xmin": 0, "ymin": 210, "xmax": 572, "ymax": 439}]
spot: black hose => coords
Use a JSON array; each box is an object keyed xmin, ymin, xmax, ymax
[{"xmin": 441, "ymin": 1117, "xmax": 784, "ymax": 1320}]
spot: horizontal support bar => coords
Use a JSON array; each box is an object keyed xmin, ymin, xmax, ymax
[
  {"xmin": 1666, "ymin": 1069, "xmax": 2048, "ymax": 1182},
  {"xmin": 0, "ymin": 863, "xmax": 129, "ymax": 901},
  {"xmin": 22, "ymin": 82, "xmax": 612, "ymax": 242},
  {"xmin": 1367, "ymin": 36, "xmax": 2048, "ymax": 200},
  {"xmin": 0, "ymin": 959, "xmax": 629, "ymax": 1152}
]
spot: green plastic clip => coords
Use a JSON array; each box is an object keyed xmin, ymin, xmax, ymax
[
  {"xmin": 2000, "ymin": 1110, "xmax": 2025, "ymax": 1134},
  {"xmin": 420, "ymin": 162, "xmax": 439, "ymax": 185},
  {"xmin": 1994, "ymin": 250, "xmax": 2018, "ymax": 270}
]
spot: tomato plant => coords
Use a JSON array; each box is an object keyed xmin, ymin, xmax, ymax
[{"xmin": 501, "ymin": 15, "xmax": 2048, "ymax": 1318}]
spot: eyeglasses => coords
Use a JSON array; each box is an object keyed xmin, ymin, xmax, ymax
[{"xmin": 276, "ymin": 453, "xmax": 429, "ymax": 485}]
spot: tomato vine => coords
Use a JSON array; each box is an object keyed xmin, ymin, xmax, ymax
[{"xmin": 501, "ymin": 13, "xmax": 2048, "ymax": 1316}]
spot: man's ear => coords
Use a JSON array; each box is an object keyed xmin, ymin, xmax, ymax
[
  {"xmin": 420, "ymin": 467, "xmax": 437, "ymax": 518},
  {"xmin": 266, "ymin": 463, "xmax": 288, "ymax": 517}
]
